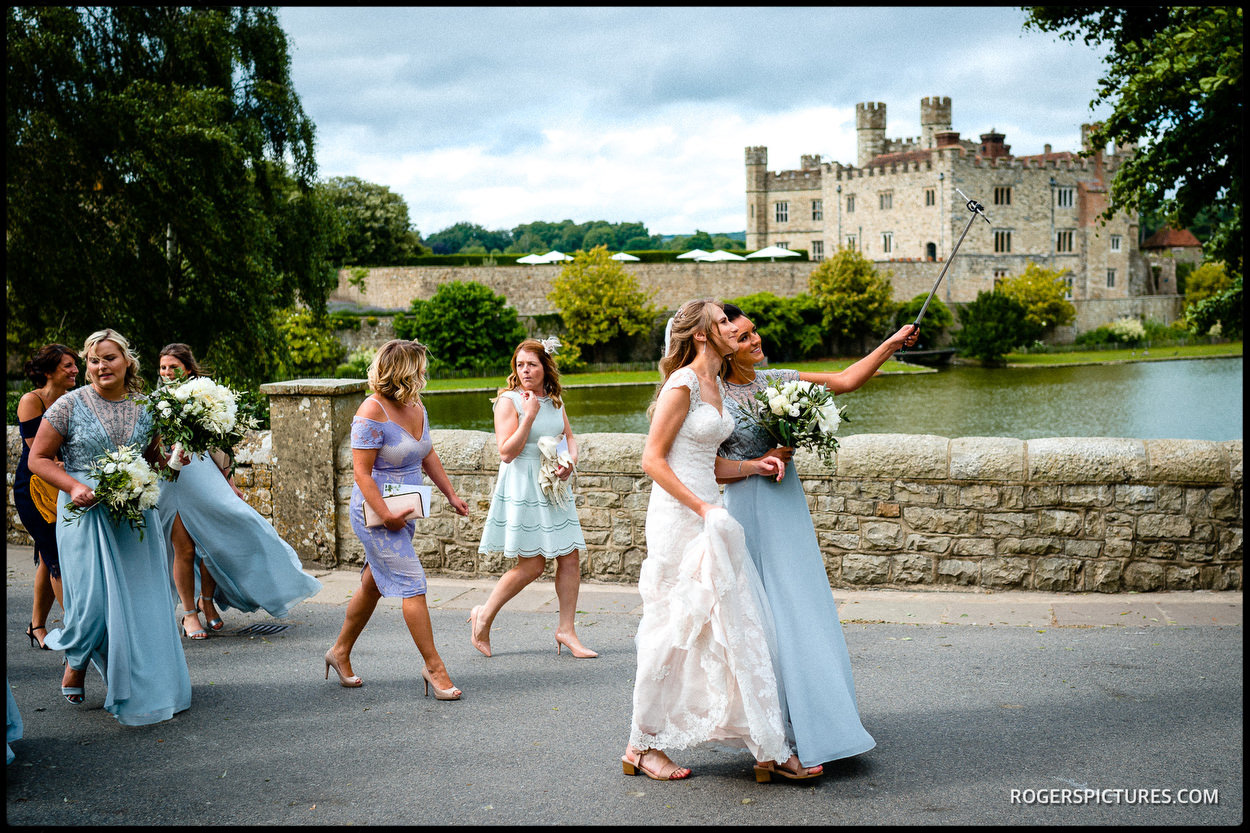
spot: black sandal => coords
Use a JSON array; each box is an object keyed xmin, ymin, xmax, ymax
[{"xmin": 26, "ymin": 622, "xmax": 50, "ymax": 650}]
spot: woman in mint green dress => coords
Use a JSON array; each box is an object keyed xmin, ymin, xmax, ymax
[
  {"xmin": 469, "ymin": 338, "xmax": 593, "ymax": 658},
  {"xmin": 30, "ymin": 329, "xmax": 191, "ymax": 726},
  {"xmin": 716, "ymin": 305, "xmax": 917, "ymax": 767}
]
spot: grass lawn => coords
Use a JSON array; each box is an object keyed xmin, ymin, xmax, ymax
[{"xmin": 1004, "ymin": 341, "xmax": 1242, "ymax": 366}]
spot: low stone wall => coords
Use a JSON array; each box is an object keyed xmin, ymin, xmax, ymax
[{"xmin": 8, "ymin": 390, "xmax": 1241, "ymax": 593}]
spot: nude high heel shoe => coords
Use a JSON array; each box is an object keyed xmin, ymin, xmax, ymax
[
  {"xmin": 324, "ymin": 650, "xmax": 362, "ymax": 687},
  {"xmin": 555, "ymin": 634, "xmax": 598, "ymax": 658},
  {"xmin": 421, "ymin": 667, "xmax": 461, "ymax": 700}
]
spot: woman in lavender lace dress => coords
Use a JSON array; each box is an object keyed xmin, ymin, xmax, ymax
[
  {"xmin": 716, "ymin": 304, "xmax": 917, "ymax": 768},
  {"xmin": 323, "ymin": 340, "xmax": 470, "ymax": 699}
]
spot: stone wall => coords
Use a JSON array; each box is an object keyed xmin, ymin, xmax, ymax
[{"xmin": 9, "ymin": 398, "xmax": 1240, "ymax": 593}]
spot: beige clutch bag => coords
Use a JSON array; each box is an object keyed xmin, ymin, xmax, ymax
[{"xmin": 363, "ymin": 486, "xmax": 430, "ymax": 528}]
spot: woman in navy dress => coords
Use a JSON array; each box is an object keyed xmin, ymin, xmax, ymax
[
  {"xmin": 13, "ymin": 344, "xmax": 79, "ymax": 649},
  {"xmin": 30, "ymin": 329, "xmax": 191, "ymax": 725},
  {"xmin": 716, "ymin": 304, "xmax": 916, "ymax": 768},
  {"xmin": 324, "ymin": 340, "xmax": 470, "ymax": 698}
]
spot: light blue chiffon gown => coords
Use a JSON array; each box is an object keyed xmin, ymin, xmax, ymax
[
  {"xmin": 720, "ymin": 369, "xmax": 876, "ymax": 767},
  {"xmin": 158, "ymin": 452, "xmax": 322, "ymax": 618},
  {"xmin": 42, "ymin": 386, "xmax": 191, "ymax": 726}
]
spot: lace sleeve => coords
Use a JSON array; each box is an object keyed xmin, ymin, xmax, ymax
[
  {"xmin": 41, "ymin": 390, "xmax": 73, "ymax": 437},
  {"xmin": 350, "ymin": 416, "xmax": 385, "ymax": 449},
  {"xmin": 662, "ymin": 367, "xmax": 700, "ymax": 411}
]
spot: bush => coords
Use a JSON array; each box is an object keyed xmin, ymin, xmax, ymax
[
  {"xmin": 997, "ymin": 262, "xmax": 1076, "ymax": 332},
  {"xmin": 723, "ymin": 292, "xmax": 824, "ymax": 362},
  {"xmin": 1183, "ymin": 262, "xmax": 1232, "ymax": 310},
  {"xmin": 1186, "ymin": 273, "xmax": 1243, "ymax": 339},
  {"xmin": 1107, "ymin": 316, "xmax": 1147, "ymax": 345},
  {"xmin": 953, "ymin": 291, "xmax": 1041, "ymax": 365},
  {"xmin": 273, "ymin": 307, "xmax": 348, "ymax": 379},
  {"xmin": 335, "ymin": 346, "xmax": 376, "ymax": 379},
  {"xmin": 807, "ymin": 247, "xmax": 897, "ymax": 353},
  {"xmin": 393, "ymin": 280, "xmax": 527, "ymax": 371},
  {"xmin": 894, "ymin": 293, "xmax": 954, "ymax": 345}
]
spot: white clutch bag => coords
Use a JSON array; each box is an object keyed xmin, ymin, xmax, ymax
[{"xmin": 363, "ymin": 485, "xmax": 431, "ymax": 528}]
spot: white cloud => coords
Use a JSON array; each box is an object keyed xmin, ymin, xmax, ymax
[{"xmin": 278, "ymin": 6, "xmax": 1114, "ymax": 237}]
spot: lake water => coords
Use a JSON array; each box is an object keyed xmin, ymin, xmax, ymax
[{"xmin": 423, "ymin": 357, "xmax": 1243, "ymax": 441}]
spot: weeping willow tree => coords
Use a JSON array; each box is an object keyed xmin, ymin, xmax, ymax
[{"xmin": 7, "ymin": 6, "xmax": 338, "ymax": 385}]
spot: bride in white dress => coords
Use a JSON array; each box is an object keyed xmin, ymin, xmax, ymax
[{"xmin": 622, "ymin": 299, "xmax": 823, "ymax": 783}]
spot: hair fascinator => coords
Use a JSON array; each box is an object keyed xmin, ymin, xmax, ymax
[{"xmin": 539, "ymin": 336, "xmax": 561, "ymax": 355}]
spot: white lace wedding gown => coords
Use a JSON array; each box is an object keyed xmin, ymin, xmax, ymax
[{"xmin": 628, "ymin": 367, "xmax": 793, "ymax": 764}]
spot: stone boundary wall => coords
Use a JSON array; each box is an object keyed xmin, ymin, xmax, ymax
[{"xmin": 10, "ymin": 397, "xmax": 1240, "ymax": 594}]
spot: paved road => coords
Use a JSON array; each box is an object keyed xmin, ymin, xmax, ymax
[{"xmin": 5, "ymin": 543, "xmax": 1243, "ymax": 825}]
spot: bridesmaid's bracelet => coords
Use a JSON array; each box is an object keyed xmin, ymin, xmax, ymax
[{"xmin": 737, "ymin": 460, "xmax": 744, "ymax": 475}]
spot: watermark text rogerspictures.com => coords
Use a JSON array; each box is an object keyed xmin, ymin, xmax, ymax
[{"xmin": 1010, "ymin": 788, "xmax": 1219, "ymax": 805}]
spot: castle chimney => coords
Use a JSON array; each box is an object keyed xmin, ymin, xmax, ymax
[
  {"xmin": 935, "ymin": 130, "xmax": 961, "ymax": 148},
  {"xmin": 979, "ymin": 129, "xmax": 1010, "ymax": 159}
]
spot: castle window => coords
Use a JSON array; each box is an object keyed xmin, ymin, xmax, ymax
[
  {"xmin": 775, "ymin": 241, "xmax": 789, "ymax": 250},
  {"xmin": 812, "ymin": 199, "xmax": 823, "ymax": 221},
  {"xmin": 811, "ymin": 240, "xmax": 824, "ymax": 261},
  {"xmin": 750, "ymin": 205, "xmax": 754, "ymax": 219},
  {"xmin": 994, "ymin": 230, "xmax": 1012, "ymax": 253},
  {"xmin": 775, "ymin": 201, "xmax": 788, "ymax": 223},
  {"xmin": 1056, "ymin": 187, "xmax": 1074, "ymax": 208},
  {"xmin": 924, "ymin": 188, "xmax": 936, "ymax": 207},
  {"xmin": 1056, "ymin": 230, "xmax": 1074, "ymax": 253},
  {"xmin": 845, "ymin": 234, "xmax": 857, "ymax": 250},
  {"xmin": 846, "ymin": 194, "xmax": 855, "ymax": 214},
  {"xmin": 993, "ymin": 186, "xmax": 1012, "ymax": 206},
  {"xmin": 1110, "ymin": 235, "xmax": 1122, "ymax": 252},
  {"xmin": 993, "ymin": 268, "xmax": 1009, "ymax": 286},
  {"xmin": 1106, "ymin": 269, "xmax": 1116, "ymax": 288},
  {"xmin": 882, "ymin": 232, "xmax": 894, "ymax": 254},
  {"xmin": 879, "ymin": 191, "xmax": 893, "ymax": 210},
  {"xmin": 1065, "ymin": 276, "xmax": 1074, "ymax": 300}
]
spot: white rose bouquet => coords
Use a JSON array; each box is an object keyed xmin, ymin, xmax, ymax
[
  {"xmin": 146, "ymin": 374, "xmax": 257, "ymax": 479},
  {"xmin": 64, "ymin": 444, "xmax": 162, "ymax": 538},
  {"xmin": 747, "ymin": 378, "xmax": 849, "ymax": 466}
]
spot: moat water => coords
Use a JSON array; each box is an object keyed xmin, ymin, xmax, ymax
[{"xmin": 423, "ymin": 356, "xmax": 1243, "ymax": 442}]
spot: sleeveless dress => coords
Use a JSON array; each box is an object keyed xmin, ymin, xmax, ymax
[
  {"xmin": 628, "ymin": 367, "xmax": 793, "ymax": 764},
  {"xmin": 41, "ymin": 386, "xmax": 192, "ymax": 726},
  {"xmin": 349, "ymin": 398, "xmax": 435, "ymax": 598},
  {"xmin": 14, "ymin": 408, "xmax": 61, "ymax": 577},
  {"xmin": 478, "ymin": 391, "xmax": 586, "ymax": 559},
  {"xmin": 720, "ymin": 369, "xmax": 876, "ymax": 766},
  {"xmin": 157, "ymin": 446, "xmax": 322, "ymax": 619}
]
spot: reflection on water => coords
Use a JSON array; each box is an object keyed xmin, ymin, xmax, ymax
[{"xmin": 423, "ymin": 357, "xmax": 1243, "ymax": 441}]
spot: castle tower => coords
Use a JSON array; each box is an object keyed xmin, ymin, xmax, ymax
[
  {"xmin": 745, "ymin": 146, "xmax": 769, "ymax": 248},
  {"xmin": 920, "ymin": 96, "xmax": 952, "ymax": 148},
  {"xmin": 856, "ymin": 102, "xmax": 886, "ymax": 167}
]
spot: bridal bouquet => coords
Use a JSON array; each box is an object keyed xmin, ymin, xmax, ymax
[
  {"xmin": 147, "ymin": 375, "xmax": 257, "ymax": 478},
  {"xmin": 747, "ymin": 378, "xmax": 848, "ymax": 466},
  {"xmin": 64, "ymin": 445, "xmax": 162, "ymax": 538},
  {"xmin": 536, "ymin": 434, "xmax": 575, "ymax": 508}
]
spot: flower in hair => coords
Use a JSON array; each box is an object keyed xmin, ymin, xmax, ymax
[{"xmin": 539, "ymin": 336, "xmax": 561, "ymax": 355}]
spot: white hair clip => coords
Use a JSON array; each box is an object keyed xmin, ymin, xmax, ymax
[{"xmin": 539, "ymin": 335, "xmax": 561, "ymax": 355}]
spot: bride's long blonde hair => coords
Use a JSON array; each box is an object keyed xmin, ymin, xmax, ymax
[{"xmin": 647, "ymin": 298, "xmax": 727, "ymax": 419}]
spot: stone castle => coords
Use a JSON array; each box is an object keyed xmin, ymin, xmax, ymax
[{"xmin": 745, "ymin": 96, "xmax": 1177, "ymax": 303}]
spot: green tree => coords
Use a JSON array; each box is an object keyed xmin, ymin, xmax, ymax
[
  {"xmin": 6, "ymin": 6, "xmax": 335, "ymax": 387},
  {"xmin": 393, "ymin": 281, "xmax": 526, "ymax": 371},
  {"xmin": 1183, "ymin": 262, "xmax": 1232, "ymax": 310},
  {"xmin": 1185, "ymin": 274, "xmax": 1242, "ymax": 339},
  {"xmin": 953, "ymin": 291, "xmax": 1042, "ymax": 366},
  {"xmin": 272, "ymin": 307, "xmax": 346, "ymax": 379},
  {"xmin": 724, "ymin": 292, "xmax": 824, "ymax": 362},
  {"xmin": 548, "ymin": 246, "xmax": 658, "ymax": 364},
  {"xmin": 894, "ymin": 294, "xmax": 955, "ymax": 345},
  {"xmin": 319, "ymin": 176, "xmax": 422, "ymax": 266},
  {"xmin": 997, "ymin": 262, "xmax": 1077, "ymax": 333},
  {"xmin": 424, "ymin": 222, "xmax": 512, "ymax": 255},
  {"xmin": 1024, "ymin": 7, "xmax": 1243, "ymax": 275},
  {"xmin": 807, "ymin": 247, "xmax": 897, "ymax": 352}
]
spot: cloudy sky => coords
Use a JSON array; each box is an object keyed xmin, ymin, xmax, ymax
[{"xmin": 276, "ymin": 6, "xmax": 1112, "ymax": 238}]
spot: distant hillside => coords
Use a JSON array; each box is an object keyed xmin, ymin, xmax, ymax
[{"xmin": 659, "ymin": 231, "xmax": 746, "ymax": 242}]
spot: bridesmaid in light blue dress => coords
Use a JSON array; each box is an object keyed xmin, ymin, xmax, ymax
[
  {"xmin": 154, "ymin": 344, "xmax": 321, "ymax": 636},
  {"xmin": 324, "ymin": 340, "xmax": 470, "ymax": 698},
  {"xmin": 469, "ymin": 338, "xmax": 593, "ymax": 658},
  {"xmin": 716, "ymin": 304, "xmax": 917, "ymax": 767},
  {"xmin": 30, "ymin": 329, "xmax": 191, "ymax": 726}
]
